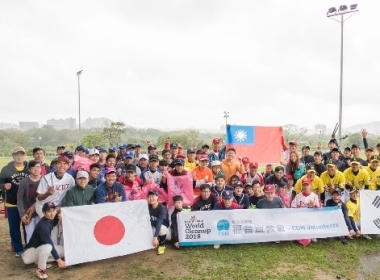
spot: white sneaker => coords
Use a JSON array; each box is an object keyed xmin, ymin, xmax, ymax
[
  {"xmin": 36, "ymin": 268, "xmax": 48, "ymax": 279},
  {"xmin": 362, "ymin": 234, "xmax": 372, "ymax": 240},
  {"xmin": 213, "ymin": 244, "xmax": 221, "ymax": 249},
  {"xmin": 311, "ymin": 238, "xmax": 317, "ymax": 242}
]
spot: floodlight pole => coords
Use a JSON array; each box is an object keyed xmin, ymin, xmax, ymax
[
  {"xmin": 327, "ymin": 6, "xmax": 358, "ymax": 142},
  {"xmin": 77, "ymin": 70, "xmax": 83, "ymax": 143},
  {"xmin": 223, "ymin": 111, "xmax": 229, "ymax": 127}
]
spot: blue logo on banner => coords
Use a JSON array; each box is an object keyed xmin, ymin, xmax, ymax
[{"xmin": 217, "ymin": 219, "xmax": 230, "ymax": 236}]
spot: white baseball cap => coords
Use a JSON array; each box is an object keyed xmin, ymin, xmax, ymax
[
  {"xmin": 88, "ymin": 148, "xmax": 99, "ymax": 156},
  {"xmin": 76, "ymin": 171, "xmax": 89, "ymax": 179},
  {"xmin": 139, "ymin": 154, "xmax": 149, "ymax": 160},
  {"xmin": 211, "ymin": 160, "xmax": 221, "ymax": 167}
]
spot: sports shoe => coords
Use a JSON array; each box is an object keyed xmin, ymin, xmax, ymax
[
  {"xmin": 157, "ymin": 246, "xmax": 166, "ymax": 255},
  {"xmin": 213, "ymin": 244, "xmax": 221, "ymax": 249},
  {"xmin": 362, "ymin": 234, "xmax": 372, "ymax": 240},
  {"xmin": 15, "ymin": 252, "xmax": 24, "ymax": 257},
  {"xmin": 36, "ymin": 268, "xmax": 48, "ymax": 279},
  {"xmin": 340, "ymin": 237, "xmax": 348, "ymax": 245}
]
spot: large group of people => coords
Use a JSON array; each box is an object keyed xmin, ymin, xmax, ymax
[{"xmin": 1, "ymin": 131, "xmax": 380, "ymax": 279}]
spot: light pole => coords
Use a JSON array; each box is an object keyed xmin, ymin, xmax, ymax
[
  {"xmin": 327, "ymin": 4, "xmax": 358, "ymax": 142},
  {"xmin": 77, "ymin": 70, "xmax": 83, "ymax": 143},
  {"xmin": 38, "ymin": 136, "xmax": 42, "ymax": 147},
  {"xmin": 223, "ymin": 111, "xmax": 229, "ymax": 127}
]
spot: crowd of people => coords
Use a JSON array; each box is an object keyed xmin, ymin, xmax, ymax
[{"xmin": 1, "ymin": 132, "xmax": 380, "ymax": 279}]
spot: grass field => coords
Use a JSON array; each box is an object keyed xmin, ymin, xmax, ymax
[{"xmin": 1, "ymin": 156, "xmax": 380, "ymax": 279}]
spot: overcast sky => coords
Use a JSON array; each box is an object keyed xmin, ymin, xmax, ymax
[{"xmin": 1, "ymin": 1, "xmax": 379, "ymax": 130}]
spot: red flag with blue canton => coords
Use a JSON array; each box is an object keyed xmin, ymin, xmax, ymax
[{"xmin": 226, "ymin": 125, "xmax": 283, "ymax": 163}]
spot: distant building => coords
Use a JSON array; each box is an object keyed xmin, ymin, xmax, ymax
[
  {"xmin": 0, "ymin": 123, "xmax": 18, "ymax": 130},
  {"xmin": 82, "ymin": 118, "xmax": 112, "ymax": 129},
  {"xmin": 19, "ymin": 121, "xmax": 39, "ymax": 131},
  {"xmin": 314, "ymin": 124, "xmax": 327, "ymax": 133},
  {"xmin": 47, "ymin": 118, "xmax": 76, "ymax": 130}
]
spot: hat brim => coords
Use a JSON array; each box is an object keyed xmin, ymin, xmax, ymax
[
  {"xmin": 327, "ymin": 164, "xmax": 336, "ymax": 167},
  {"xmin": 350, "ymin": 161, "xmax": 360, "ymax": 165}
]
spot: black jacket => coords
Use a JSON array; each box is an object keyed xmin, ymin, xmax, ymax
[
  {"xmin": 171, "ymin": 208, "xmax": 182, "ymax": 243},
  {"xmin": 0, "ymin": 161, "xmax": 29, "ymax": 205}
]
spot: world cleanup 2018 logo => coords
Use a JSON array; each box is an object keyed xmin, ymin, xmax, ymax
[{"xmin": 217, "ymin": 219, "xmax": 230, "ymax": 236}]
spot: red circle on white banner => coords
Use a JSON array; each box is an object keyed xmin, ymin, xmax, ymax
[{"xmin": 93, "ymin": 215, "xmax": 125, "ymax": 245}]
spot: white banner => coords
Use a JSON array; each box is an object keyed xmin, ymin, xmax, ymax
[
  {"xmin": 360, "ymin": 190, "xmax": 380, "ymax": 234},
  {"xmin": 178, "ymin": 208, "xmax": 347, "ymax": 246},
  {"xmin": 62, "ymin": 200, "xmax": 153, "ymax": 265}
]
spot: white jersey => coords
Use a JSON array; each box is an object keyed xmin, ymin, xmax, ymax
[
  {"xmin": 291, "ymin": 192, "xmax": 320, "ymax": 208},
  {"xmin": 36, "ymin": 172, "xmax": 75, "ymax": 207}
]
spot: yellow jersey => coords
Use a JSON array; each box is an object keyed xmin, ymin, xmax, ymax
[
  {"xmin": 184, "ymin": 160, "xmax": 197, "ymax": 171},
  {"xmin": 369, "ymin": 167, "xmax": 380, "ymax": 190},
  {"xmin": 294, "ymin": 175, "xmax": 324, "ymax": 195},
  {"xmin": 346, "ymin": 198, "xmax": 360, "ymax": 222},
  {"xmin": 319, "ymin": 170, "xmax": 345, "ymax": 189},
  {"xmin": 343, "ymin": 168, "xmax": 370, "ymax": 189}
]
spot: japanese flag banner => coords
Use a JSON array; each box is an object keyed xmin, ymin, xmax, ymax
[
  {"xmin": 61, "ymin": 200, "xmax": 153, "ymax": 265},
  {"xmin": 166, "ymin": 172, "xmax": 194, "ymax": 208}
]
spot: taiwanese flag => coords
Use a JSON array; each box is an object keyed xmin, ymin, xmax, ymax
[{"xmin": 226, "ymin": 125, "xmax": 283, "ymax": 163}]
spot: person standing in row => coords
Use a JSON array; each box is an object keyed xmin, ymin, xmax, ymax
[{"xmin": 0, "ymin": 147, "xmax": 29, "ymax": 256}]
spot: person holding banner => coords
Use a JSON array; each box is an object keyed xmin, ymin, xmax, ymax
[
  {"xmin": 248, "ymin": 181, "xmax": 264, "ymax": 208},
  {"xmin": 346, "ymin": 188, "xmax": 371, "ymax": 240},
  {"xmin": 191, "ymin": 184, "xmax": 217, "ymax": 211},
  {"xmin": 22, "ymin": 202, "xmax": 66, "ymax": 280},
  {"xmin": 257, "ymin": 185, "xmax": 284, "ymax": 209},
  {"xmin": 148, "ymin": 190, "xmax": 169, "ymax": 255},
  {"xmin": 325, "ymin": 188, "xmax": 355, "ymax": 244},
  {"xmin": 364, "ymin": 156, "xmax": 379, "ymax": 190}
]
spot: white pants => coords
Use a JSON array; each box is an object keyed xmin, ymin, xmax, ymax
[
  {"xmin": 25, "ymin": 216, "xmax": 41, "ymax": 244},
  {"xmin": 22, "ymin": 244, "xmax": 64, "ymax": 270},
  {"xmin": 152, "ymin": 225, "xmax": 168, "ymax": 237}
]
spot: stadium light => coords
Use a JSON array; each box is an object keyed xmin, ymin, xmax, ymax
[
  {"xmin": 326, "ymin": 4, "xmax": 358, "ymax": 141},
  {"xmin": 77, "ymin": 70, "xmax": 83, "ymax": 143}
]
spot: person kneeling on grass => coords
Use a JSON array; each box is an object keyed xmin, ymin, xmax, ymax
[
  {"xmin": 22, "ymin": 202, "xmax": 66, "ymax": 280},
  {"xmin": 212, "ymin": 190, "xmax": 239, "ymax": 249},
  {"xmin": 171, "ymin": 195, "xmax": 191, "ymax": 248},
  {"xmin": 346, "ymin": 188, "xmax": 371, "ymax": 240},
  {"xmin": 148, "ymin": 190, "xmax": 170, "ymax": 255},
  {"xmin": 325, "ymin": 188, "xmax": 355, "ymax": 244}
]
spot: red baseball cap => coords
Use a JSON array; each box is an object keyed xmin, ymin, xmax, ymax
[
  {"xmin": 176, "ymin": 153, "xmax": 186, "ymax": 159},
  {"xmin": 242, "ymin": 157, "xmax": 250, "ymax": 164},
  {"xmin": 286, "ymin": 174, "xmax": 293, "ymax": 180},
  {"xmin": 289, "ymin": 140, "xmax": 298, "ymax": 146},
  {"xmin": 249, "ymin": 161, "xmax": 258, "ymax": 168},
  {"xmin": 57, "ymin": 156, "xmax": 69, "ymax": 164},
  {"xmin": 212, "ymin": 138, "xmax": 221, "ymax": 144},
  {"xmin": 301, "ymin": 178, "xmax": 311, "ymax": 185},
  {"xmin": 199, "ymin": 154, "xmax": 209, "ymax": 161},
  {"xmin": 264, "ymin": 185, "xmax": 276, "ymax": 193}
]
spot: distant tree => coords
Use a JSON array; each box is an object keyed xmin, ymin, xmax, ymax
[
  {"xmin": 82, "ymin": 134, "xmax": 106, "ymax": 148},
  {"xmin": 102, "ymin": 122, "xmax": 126, "ymax": 147},
  {"xmin": 283, "ymin": 124, "xmax": 308, "ymax": 142}
]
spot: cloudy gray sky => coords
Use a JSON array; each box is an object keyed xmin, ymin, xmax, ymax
[{"xmin": 1, "ymin": 1, "xmax": 378, "ymax": 130}]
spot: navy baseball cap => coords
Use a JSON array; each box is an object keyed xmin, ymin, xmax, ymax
[
  {"xmin": 170, "ymin": 143, "xmax": 179, "ymax": 149},
  {"xmin": 63, "ymin": 151, "xmax": 74, "ymax": 158},
  {"xmin": 124, "ymin": 151, "xmax": 134, "ymax": 159},
  {"xmin": 119, "ymin": 144, "xmax": 126, "ymax": 149},
  {"xmin": 148, "ymin": 145, "xmax": 157, "ymax": 151},
  {"xmin": 149, "ymin": 154, "xmax": 159, "ymax": 162},
  {"xmin": 126, "ymin": 143, "xmax": 135, "ymax": 149},
  {"xmin": 98, "ymin": 147, "xmax": 107, "ymax": 153},
  {"xmin": 187, "ymin": 148, "xmax": 196, "ymax": 154},
  {"xmin": 125, "ymin": 164, "xmax": 136, "ymax": 173},
  {"xmin": 173, "ymin": 158, "xmax": 184, "ymax": 166},
  {"xmin": 108, "ymin": 147, "xmax": 117, "ymax": 153},
  {"xmin": 75, "ymin": 145, "xmax": 85, "ymax": 152},
  {"xmin": 331, "ymin": 188, "xmax": 342, "ymax": 195},
  {"xmin": 222, "ymin": 190, "xmax": 233, "ymax": 199},
  {"xmin": 135, "ymin": 143, "xmax": 141, "ymax": 148},
  {"xmin": 42, "ymin": 202, "xmax": 57, "ymax": 212}
]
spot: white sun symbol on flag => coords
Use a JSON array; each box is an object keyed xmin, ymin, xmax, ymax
[{"xmin": 234, "ymin": 129, "xmax": 247, "ymax": 142}]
